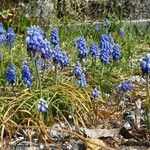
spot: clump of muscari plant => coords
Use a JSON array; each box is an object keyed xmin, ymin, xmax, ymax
[
  {"xmin": 21, "ymin": 61, "xmax": 32, "ymax": 87},
  {"xmin": 50, "ymin": 26, "xmax": 60, "ymax": 47},
  {"xmin": 74, "ymin": 37, "xmax": 87, "ymax": 65},
  {"xmin": 73, "ymin": 61, "xmax": 86, "ymax": 87}
]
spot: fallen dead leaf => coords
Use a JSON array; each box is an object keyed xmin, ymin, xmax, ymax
[{"xmin": 86, "ymin": 138, "xmax": 116, "ymax": 150}]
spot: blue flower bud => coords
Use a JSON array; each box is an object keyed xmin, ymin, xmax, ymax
[
  {"xmin": 74, "ymin": 37, "xmax": 87, "ymax": 59},
  {"xmin": 21, "ymin": 61, "xmax": 32, "ymax": 86},
  {"xmin": 112, "ymin": 43, "xmax": 121, "ymax": 60},
  {"xmin": 36, "ymin": 98, "xmax": 48, "ymax": 112},
  {"xmin": 119, "ymin": 27, "xmax": 124, "ymax": 36},
  {"xmin": 117, "ymin": 80, "xmax": 132, "ymax": 92},
  {"xmin": 0, "ymin": 22, "xmax": 6, "ymax": 44},
  {"xmin": 6, "ymin": 27, "xmax": 15, "ymax": 48},
  {"xmin": 72, "ymin": 62, "xmax": 83, "ymax": 78},
  {"xmin": 140, "ymin": 54, "xmax": 150, "ymax": 74},
  {"xmin": 50, "ymin": 26, "xmax": 60, "ymax": 46},
  {"xmin": 89, "ymin": 43, "xmax": 99, "ymax": 57},
  {"xmin": 5, "ymin": 63, "xmax": 16, "ymax": 84},
  {"xmin": 77, "ymin": 73, "xmax": 87, "ymax": 87},
  {"xmin": 91, "ymin": 88, "xmax": 100, "ymax": 99}
]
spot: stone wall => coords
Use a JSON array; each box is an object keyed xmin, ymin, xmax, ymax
[{"xmin": 56, "ymin": 0, "xmax": 150, "ymax": 20}]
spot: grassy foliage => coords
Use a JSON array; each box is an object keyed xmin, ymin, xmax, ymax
[{"xmin": 0, "ymin": 19, "xmax": 150, "ymax": 143}]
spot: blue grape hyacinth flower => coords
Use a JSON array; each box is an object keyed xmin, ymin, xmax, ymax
[
  {"xmin": 112, "ymin": 43, "xmax": 121, "ymax": 60},
  {"xmin": 26, "ymin": 26, "xmax": 44, "ymax": 53},
  {"xmin": 52, "ymin": 46, "xmax": 62, "ymax": 65},
  {"xmin": 50, "ymin": 26, "xmax": 60, "ymax": 46},
  {"xmin": 0, "ymin": 22, "xmax": 6, "ymax": 45},
  {"xmin": 77, "ymin": 73, "xmax": 87, "ymax": 87},
  {"xmin": 119, "ymin": 27, "xmax": 124, "ymax": 36},
  {"xmin": 21, "ymin": 61, "xmax": 32, "ymax": 86},
  {"xmin": 94, "ymin": 24, "xmax": 100, "ymax": 32},
  {"xmin": 89, "ymin": 43, "xmax": 99, "ymax": 57},
  {"xmin": 6, "ymin": 27, "xmax": 15, "ymax": 48},
  {"xmin": 72, "ymin": 62, "xmax": 83, "ymax": 78},
  {"xmin": 37, "ymin": 39, "xmax": 52, "ymax": 60},
  {"xmin": 74, "ymin": 37, "xmax": 87, "ymax": 60},
  {"xmin": 26, "ymin": 26, "xmax": 44, "ymax": 38},
  {"xmin": 91, "ymin": 88, "xmax": 100, "ymax": 99},
  {"xmin": 117, "ymin": 80, "xmax": 132, "ymax": 92},
  {"xmin": 140, "ymin": 54, "xmax": 150, "ymax": 75},
  {"xmin": 99, "ymin": 34, "xmax": 114, "ymax": 64},
  {"xmin": 60, "ymin": 52, "xmax": 68, "ymax": 68},
  {"xmin": 5, "ymin": 63, "xmax": 16, "ymax": 84},
  {"xmin": 100, "ymin": 49, "xmax": 110, "ymax": 64},
  {"xmin": 36, "ymin": 98, "xmax": 48, "ymax": 112}
]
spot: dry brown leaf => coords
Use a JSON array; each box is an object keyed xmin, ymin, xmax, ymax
[{"xmin": 86, "ymin": 138, "xmax": 107, "ymax": 150}]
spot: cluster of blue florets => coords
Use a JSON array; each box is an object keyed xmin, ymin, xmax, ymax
[
  {"xmin": 0, "ymin": 22, "xmax": 6, "ymax": 45},
  {"xmin": 6, "ymin": 27, "xmax": 15, "ymax": 48},
  {"xmin": 26, "ymin": 26, "xmax": 52, "ymax": 60},
  {"xmin": 36, "ymin": 98, "xmax": 48, "ymax": 112},
  {"xmin": 50, "ymin": 26, "xmax": 60, "ymax": 46},
  {"xmin": 89, "ymin": 43, "xmax": 99, "ymax": 57},
  {"xmin": 5, "ymin": 63, "xmax": 16, "ymax": 85},
  {"xmin": 117, "ymin": 80, "xmax": 132, "ymax": 92},
  {"xmin": 100, "ymin": 34, "xmax": 121, "ymax": 63},
  {"xmin": 140, "ymin": 54, "xmax": 150, "ymax": 75},
  {"xmin": 91, "ymin": 88, "xmax": 100, "ymax": 99},
  {"xmin": 52, "ymin": 46, "xmax": 68, "ymax": 68},
  {"xmin": 21, "ymin": 61, "xmax": 32, "ymax": 86},
  {"xmin": 74, "ymin": 37, "xmax": 87, "ymax": 60},
  {"xmin": 73, "ymin": 62, "xmax": 86, "ymax": 87}
]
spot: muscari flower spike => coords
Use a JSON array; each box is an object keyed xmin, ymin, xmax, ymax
[
  {"xmin": 140, "ymin": 54, "xmax": 150, "ymax": 74},
  {"xmin": 52, "ymin": 46, "xmax": 62, "ymax": 65},
  {"xmin": 36, "ymin": 98, "xmax": 48, "ymax": 112},
  {"xmin": 119, "ymin": 27, "xmax": 124, "ymax": 36},
  {"xmin": 72, "ymin": 61, "xmax": 83, "ymax": 78},
  {"xmin": 94, "ymin": 24, "xmax": 100, "ymax": 32},
  {"xmin": 99, "ymin": 34, "xmax": 114, "ymax": 64},
  {"xmin": 5, "ymin": 63, "xmax": 16, "ymax": 84},
  {"xmin": 74, "ymin": 37, "xmax": 87, "ymax": 59},
  {"xmin": 117, "ymin": 80, "xmax": 132, "ymax": 92},
  {"xmin": 50, "ymin": 26, "xmax": 60, "ymax": 46},
  {"xmin": 37, "ymin": 39, "xmax": 52, "ymax": 60},
  {"xmin": 6, "ymin": 27, "xmax": 15, "ymax": 48},
  {"xmin": 112, "ymin": 43, "xmax": 121, "ymax": 60},
  {"xmin": 0, "ymin": 22, "xmax": 6, "ymax": 45},
  {"xmin": 91, "ymin": 88, "xmax": 100, "ymax": 99},
  {"xmin": 77, "ymin": 73, "xmax": 87, "ymax": 87},
  {"xmin": 21, "ymin": 61, "xmax": 32, "ymax": 86},
  {"xmin": 60, "ymin": 52, "xmax": 68, "ymax": 68},
  {"xmin": 26, "ymin": 26, "xmax": 44, "ymax": 53},
  {"xmin": 89, "ymin": 43, "xmax": 99, "ymax": 57}
]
